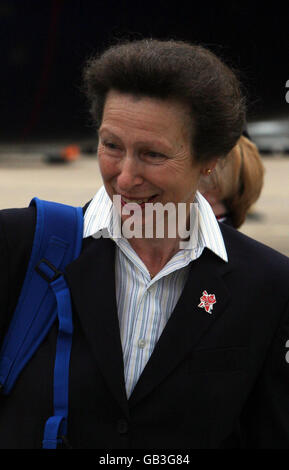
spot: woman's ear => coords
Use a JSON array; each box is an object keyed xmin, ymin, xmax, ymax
[{"xmin": 201, "ymin": 158, "xmax": 219, "ymax": 176}]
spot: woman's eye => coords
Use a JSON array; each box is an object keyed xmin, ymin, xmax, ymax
[
  {"xmin": 145, "ymin": 151, "xmax": 166, "ymax": 159},
  {"xmin": 104, "ymin": 142, "xmax": 119, "ymax": 150}
]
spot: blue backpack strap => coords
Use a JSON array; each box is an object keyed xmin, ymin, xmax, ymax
[
  {"xmin": 0, "ymin": 197, "xmax": 83, "ymax": 448},
  {"xmin": 42, "ymin": 273, "xmax": 75, "ymax": 449}
]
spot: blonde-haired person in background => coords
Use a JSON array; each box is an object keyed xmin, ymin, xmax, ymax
[{"xmin": 199, "ymin": 135, "xmax": 264, "ymax": 228}]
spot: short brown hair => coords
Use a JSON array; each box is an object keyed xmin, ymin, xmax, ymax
[{"xmin": 83, "ymin": 38, "xmax": 246, "ymax": 163}]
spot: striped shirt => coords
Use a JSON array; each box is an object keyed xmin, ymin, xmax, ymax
[{"xmin": 83, "ymin": 186, "xmax": 228, "ymax": 397}]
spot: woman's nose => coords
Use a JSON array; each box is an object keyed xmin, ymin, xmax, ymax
[{"xmin": 117, "ymin": 155, "xmax": 144, "ymax": 191}]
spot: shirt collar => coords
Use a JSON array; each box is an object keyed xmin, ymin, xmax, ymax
[{"xmin": 83, "ymin": 185, "xmax": 228, "ymax": 263}]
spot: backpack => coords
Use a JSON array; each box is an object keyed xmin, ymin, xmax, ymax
[{"xmin": 0, "ymin": 197, "xmax": 83, "ymax": 449}]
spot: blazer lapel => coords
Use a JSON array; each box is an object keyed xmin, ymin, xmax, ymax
[
  {"xmin": 65, "ymin": 236, "xmax": 129, "ymax": 418},
  {"xmin": 129, "ymin": 248, "xmax": 233, "ymax": 408}
]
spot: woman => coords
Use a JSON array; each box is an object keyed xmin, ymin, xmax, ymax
[
  {"xmin": 199, "ymin": 135, "xmax": 265, "ymax": 228},
  {"xmin": 0, "ymin": 38, "xmax": 289, "ymax": 449}
]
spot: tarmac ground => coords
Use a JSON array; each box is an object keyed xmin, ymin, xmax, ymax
[{"xmin": 0, "ymin": 150, "xmax": 288, "ymax": 257}]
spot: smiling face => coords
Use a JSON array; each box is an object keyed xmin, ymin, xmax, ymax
[{"xmin": 97, "ymin": 90, "xmax": 209, "ymax": 228}]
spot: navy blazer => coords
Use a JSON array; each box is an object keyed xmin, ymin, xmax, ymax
[{"xmin": 0, "ymin": 204, "xmax": 289, "ymax": 449}]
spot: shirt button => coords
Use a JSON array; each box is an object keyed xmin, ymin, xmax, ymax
[
  {"xmin": 138, "ymin": 339, "xmax": 146, "ymax": 348},
  {"xmin": 117, "ymin": 418, "xmax": 129, "ymax": 434}
]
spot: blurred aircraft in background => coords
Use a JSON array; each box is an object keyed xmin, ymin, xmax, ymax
[{"xmin": 248, "ymin": 117, "xmax": 289, "ymax": 154}]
